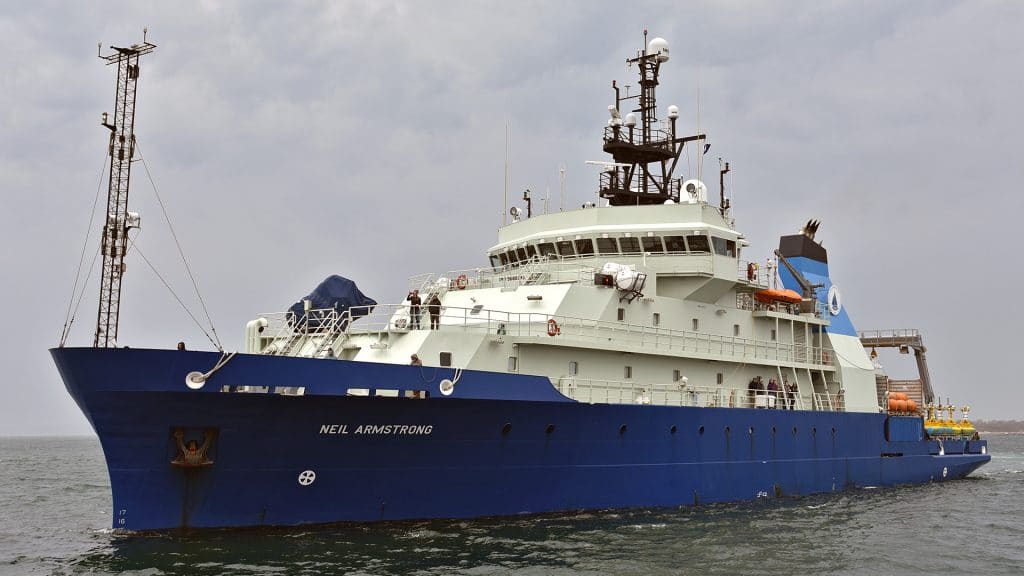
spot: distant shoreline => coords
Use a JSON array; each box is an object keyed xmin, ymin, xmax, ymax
[{"xmin": 973, "ymin": 421, "xmax": 1024, "ymax": 434}]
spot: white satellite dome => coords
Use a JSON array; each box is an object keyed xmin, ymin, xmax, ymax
[{"xmin": 648, "ymin": 37, "xmax": 670, "ymax": 62}]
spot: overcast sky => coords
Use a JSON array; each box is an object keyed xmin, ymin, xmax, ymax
[{"xmin": 2, "ymin": 1, "xmax": 1023, "ymax": 435}]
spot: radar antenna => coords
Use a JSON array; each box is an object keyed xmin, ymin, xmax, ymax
[{"xmin": 93, "ymin": 34, "xmax": 156, "ymax": 348}]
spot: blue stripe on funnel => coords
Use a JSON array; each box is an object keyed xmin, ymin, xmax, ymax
[{"xmin": 777, "ymin": 256, "xmax": 858, "ymax": 337}]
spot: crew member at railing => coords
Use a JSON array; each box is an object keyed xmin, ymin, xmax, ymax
[
  {"xmin": 748, "ymin": 376, "xmax": 765, "ymax": 408},
  {"xmin": 407, "ymin": 289, "xmax": 422, "ymax": 330},
  {"xmin": 767, "ymin": 378, "xmax": 781, "ymax": 409},
  {"xmin": 428, "ymin": 294, "xmax": 442, "ymax": 330},
  {"xmin": 784, "ymin": 377, "xmax": 797, "ymax": 410}
]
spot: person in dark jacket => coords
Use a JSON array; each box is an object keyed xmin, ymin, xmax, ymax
[
  {"xmin": 748, "ymin": 377, "xmax": 761, "ymax": 408},
  {"xmin": 785, "ymin": 378, "xmax": 797, "ymax": 410},
  {"xmin": 428, "ymin": 294, "xmax": 442, "ymax": 329},
  {"xmin": 767, "ymin": 378, "xmax": 781, "ymax": 409},
  {"xmin": 407, "ymin": 289, "xmax": 422, "ymax": 330}
]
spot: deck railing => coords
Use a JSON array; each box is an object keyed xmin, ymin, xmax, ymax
[
  {"xmin": 408, "ymin": 260, "xmax": 597, "ymax": 293},
  {"xmin": 254, "ymin": 303, "xmax": 836, "ymax": 367},
  {"xmin": 558, "ymin": 378, "xmax": 807, "ymax": 410}
]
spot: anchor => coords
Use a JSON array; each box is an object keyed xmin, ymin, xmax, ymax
[{"xmin": 171, "ymin": 428, "xmax": 217, "ymax": 467}]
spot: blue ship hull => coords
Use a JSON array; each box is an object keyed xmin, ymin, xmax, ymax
[{"xmin": 51, "ymin": 347, "xmax": 989, "ymax": 531}]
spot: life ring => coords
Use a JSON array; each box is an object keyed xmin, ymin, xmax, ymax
[
  {"xmin": 455, "ymin": 274, "xmax": 468, "ymax": 290},
  {"xmin": 547, "ymin": 319, "xmax": 560, "ymax": 337},
  {"xmin": 746, "ymin": 262, "xmax": 756, "ymax": 281}
]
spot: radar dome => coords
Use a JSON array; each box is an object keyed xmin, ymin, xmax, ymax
[
  {"xmin": 667, "ymin": 105, "xmax": 679, "ymax": 119},
  {"xmin": 648, "ymin": 37, "xmax": 670, "ymax": 62},
  {"xmin": 624, "ymin": 113, "xmax": 637, "ymax": 127}
]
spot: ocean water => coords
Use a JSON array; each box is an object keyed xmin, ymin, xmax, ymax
[{"xmin": 1, "ymin": 435, "xmax": 1021, "ymax": 576}]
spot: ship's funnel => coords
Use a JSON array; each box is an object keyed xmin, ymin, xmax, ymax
[{"xmin": 777, "ymin": 233, "xmax": 856, "ymax": 337}]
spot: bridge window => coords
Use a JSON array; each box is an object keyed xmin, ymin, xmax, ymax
[
  {"xmin": 641, "ymin": 236, "xmax": 664, "ymax": 253},
  {"xmin": 712, "ymin": 237, "xmax": 737, "ymax": 257},
  {"xmin": 664, "ymin": 236, "xmax": 687, "ymax": 253},
  {"xmin": 489, "ymin": 255, "xmax": 501, "ymax": 270},
  {"xmin": 538, "ymin": 242, "xmax": 557, "ymax": 259},
  {"xmin": 574, "ymin": 238, "xmax": 595, "ymax": 256},
  {"xmin": 619, "ymin": 237, "xmax": 641, "ymax": 254},
  {"xmin": 516, "ymin": 247, "xmax": 528, "ymax": 261},
  {"xmin": 556, "ymin": 240, "xmax": 575, "ymax": 257},
  {"xmin": 686, "ymin": 235, "xmax": 710, "ymax": 253},
  {"xmin": 596, "ymin": 237, "xmax": 618, "ymax": 254},
  {"xmin": 506, "ymin": 249, "xmax": 519, "ymax": 265},
  {"xmin": 526, "ymin": 245, "xmax": 537, "ymax": 259},
  {"xmin": 498, "ymin": 252, "xmax": 509, "ymax": 266}
]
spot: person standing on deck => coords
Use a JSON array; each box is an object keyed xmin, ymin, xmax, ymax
[
  {"xmin": 407, "ymin": 289, "xmax": 422, "ymax": 330},
  {"xmin": 428, "ymin": 294, "xmax": 442, "ymax": 330},
  {"xmin": 767, "ymin": 378, "xmax": 781, "ymax": 409}
]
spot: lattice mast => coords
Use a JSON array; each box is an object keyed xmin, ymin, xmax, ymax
[
  {"xmin": 599, "ymin": 30, "xmax": 707, "ymax": 206},
  {"xmin": 93, "ymin": 35, "xmax": 156, "ymax": 348}
]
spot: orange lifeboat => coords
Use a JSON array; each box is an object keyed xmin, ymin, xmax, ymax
[{"xmin": 753, "ymin": 289, "xmax": 803, "ymax": 304}]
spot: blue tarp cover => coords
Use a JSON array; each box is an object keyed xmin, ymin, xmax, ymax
[{"xmin": 287, "ymin": 275, "xmax": 376, "ymax": 328}]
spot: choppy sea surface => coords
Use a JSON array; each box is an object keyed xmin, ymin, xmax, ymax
[{"xmin": 1, "ymin": 435, "xmax": 1021, "ymax": 576}]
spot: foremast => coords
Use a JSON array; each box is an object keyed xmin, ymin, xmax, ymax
[{"xmin": 93, "ymin": 35, "xmax": 155, "ymax": 347}]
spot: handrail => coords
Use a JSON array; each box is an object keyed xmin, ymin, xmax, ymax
[
  {"xmin": 252, "ymin": 302, "xmax": 837, "ymax": 366},
  {"xmin": 737, "ymin": 259, "xmax": 772, "ymax": 287},
  {"xmin": 558, "ymin": 378, "xmax": 808, "ymax": 410},
  {"xmin": 858, "ymin": 329, "xmax": 922, "ymax": 341},
  {"xmin": 408, "ymin": 260, "xmax": 598, "ymax": 293},
  {"xmin": 603, "ymin": 125, "xmax": 674, "ymax": 149},
  {"xmin": 812, "ymin": 391, "xmax": 845, "ymax": 412}
]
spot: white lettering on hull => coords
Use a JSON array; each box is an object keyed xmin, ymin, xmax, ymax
[{"xmin": 319, "ymin": 424, "xmax": 433, "ymax": 435}]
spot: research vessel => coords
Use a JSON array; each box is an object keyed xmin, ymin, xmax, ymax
[{"xmin": 52, "ymin": 33, "xmax": 989, "ymax": 531}]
